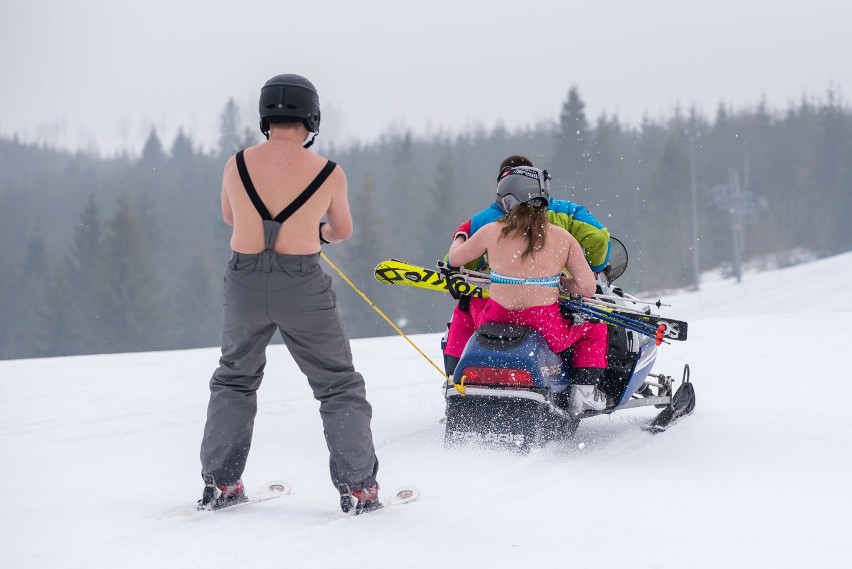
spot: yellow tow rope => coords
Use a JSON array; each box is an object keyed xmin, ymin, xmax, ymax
[{"xmin": 320, "ymin": 252, "xmax": 466, "ymax": 395}]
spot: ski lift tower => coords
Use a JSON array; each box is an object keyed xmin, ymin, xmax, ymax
[
  {"xmin": 683, "ymin": 128, "xmax": 701, "ymax": 290},
  {"xmin": 710, "ymin": 170, "xmax": 768, "ymax": 283}
]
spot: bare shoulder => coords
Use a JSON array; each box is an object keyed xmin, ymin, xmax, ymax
[
  {"xmin": 480, "ymin": 221, "xmax": 503, "ymax": 238},
  {"xmin": 221, "ymin": 155, "xmax": 239, "ymax": 186},
  {"xmin": 548, "ymin": 223, "xmax": 575, "ymax": 243},
  {"xmin": 549, "ymin": 224, "xmax": 582, "ymax": 253},
  {"xmin": 222, "ymin": 154, "xmax": 237, "ymax": 174},
  {"xmin": 310, "ymin": 151, "xmax": 346, "ymax": 186}
]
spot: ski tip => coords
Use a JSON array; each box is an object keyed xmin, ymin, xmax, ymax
[
  {"xmin": 267, "ymin": 481, "xmax": 292, "ymax": 495},
  {"xmin": 389, "ymin": 486, "xmax": 419, "ymax": 504}
]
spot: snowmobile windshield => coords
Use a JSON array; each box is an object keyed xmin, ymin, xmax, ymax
[{"xmin": 603, "ymin": 237, "xmax": 628, "ymax": 282}]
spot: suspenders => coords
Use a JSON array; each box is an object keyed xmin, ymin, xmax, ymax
[{"xmin": 235, "ymin": 149, "xmax": 337, "ymax": 224}]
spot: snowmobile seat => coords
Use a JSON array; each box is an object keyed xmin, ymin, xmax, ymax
[{"xmin": 475, "ymin": 323, "xmax": 530, "ymax": 350}]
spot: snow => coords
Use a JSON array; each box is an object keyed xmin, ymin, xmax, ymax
[{"xmin": 3, "ymin": 252, "xmax": 852, "ymax": 569}]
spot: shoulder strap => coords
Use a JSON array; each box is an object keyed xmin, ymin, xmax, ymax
[
  {"xmin": 235, "ymin": 150, "xmax": 272, "ymax": 221},
  {"xmin": 272, "ymin": 160, "xmax": 337, "ymax": 223}
]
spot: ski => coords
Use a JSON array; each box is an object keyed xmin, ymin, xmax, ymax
[
  {"xmin": 562, "ymin": 299, "xmax": 688, "ymax": 342},
  {"xmin": 375, "ymin": 259, "xmax": 488, "ymax": 297},
  {"xmin": 374, "ymin": 259, "xmax": 687, "ymax": 341},
  {"xmin": 199, "ymin": 481, "xmax": 291, "ymax": 512},
  {"xmin": 383, "ymin": 485, "xmax": 420, "ymax": 507}
]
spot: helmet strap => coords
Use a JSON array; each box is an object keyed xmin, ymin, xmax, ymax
[{"xmin": 303, "ymin": 131, "xmax": 317, "ymax": 149}]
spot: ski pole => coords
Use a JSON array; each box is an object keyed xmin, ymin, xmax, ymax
[
  {"xmin": 563, "ymin": 299, "xmax": 668, "ymax": 344},
  {"xmin": 589, "ymin": 292, "xmax": 670, "ymax": 308},
  {"xmin": 564, "ymin": 299, "xmax": 659, "ymax": 335}
]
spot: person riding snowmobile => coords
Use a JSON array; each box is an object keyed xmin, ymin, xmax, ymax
[
  {"xmin": 442, "ymin": 155, "xmax": 611, "ymax": 377},
  {"xmin": 447, "ymin": 166, "xmax": 610, "ymax": 414}
]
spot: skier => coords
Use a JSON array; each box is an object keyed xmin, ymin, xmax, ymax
[
  {"xmin": 442, "ymin": 155, "xmax": 611, "ymax": 377},
  {"xmin": 198, "ymin": 74, "xmax": 380, "ymax": 514},
  {"xmin": 448, "ymin": 166, "xmax": 610, "ymax": 414}
]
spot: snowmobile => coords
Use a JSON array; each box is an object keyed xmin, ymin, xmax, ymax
[{"xmin": 441, "ymin": 238, "xmax": 696, "ymax": 452}]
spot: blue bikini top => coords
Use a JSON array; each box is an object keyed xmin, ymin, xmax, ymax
[{"xmin": 489, "ymin": 270, "xmax": 561, "ymax": 288}]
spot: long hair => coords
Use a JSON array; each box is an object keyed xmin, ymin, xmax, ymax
[{"xmin": 499, "ymin": 201, "xmax": 548, "ymax": 261}]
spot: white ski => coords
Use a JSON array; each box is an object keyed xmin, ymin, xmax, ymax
[{"xmin": 383, "ymin": 486, "xmax": 419, "ymax": 508}]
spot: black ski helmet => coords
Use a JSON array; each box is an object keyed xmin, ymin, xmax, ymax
[
  {"xmin": 258, "ymin": 74, "xmax": 321, "ymax": 145},
  {"xmin": 496, "ymin": 166, "xmax": 552, "ymax": 213}
]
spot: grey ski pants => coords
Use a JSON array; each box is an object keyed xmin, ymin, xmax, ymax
[{"xmin": 200, "ymin": 251, "xmax": 378, "ymax": 489}]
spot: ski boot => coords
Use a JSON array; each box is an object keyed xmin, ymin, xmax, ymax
[
  {"xmin": 339, "ymin": 482, "xmax": 381, "ymax": 515},
  {"xmin": 444, "ymin": 354, "xmax": 460, "ymax": 377},
  {"xmin": 197, "ymin": 475, "xmax": 248, "ymax": 510},
  {"xmin": 568, "ymin": 367, "xmax": 609, "ymax": 416}
]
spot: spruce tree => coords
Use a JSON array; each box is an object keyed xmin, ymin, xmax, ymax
[
  {"xmin": 64, "ymin": 195, "xmax": 110, "ymax": 353},
  {"xmin": 551, "ymin": 87, "xmax": 590, "ymax": 194},
  {"xmin": 141, "ymin": 128, "xmax": 166, "ymax": 168},
  {"xmin": 100, "ymin": 196, "xmax": 172, "ymax": 353},
  {"xmin": 218, "ymin": 99, "xmax": 242, "ymax": 158},
  {"xmin": 170, "ymin": 129, "xmax": 194, "ymax": 162}
]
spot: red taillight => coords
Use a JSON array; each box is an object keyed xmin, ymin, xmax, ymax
[{"xmin": 462, "ymin": 367, "xmax": 534, "ymax": 387}]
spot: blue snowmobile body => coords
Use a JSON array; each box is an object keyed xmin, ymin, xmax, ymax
[{"xmin": 443, "ymin": 238, "xmax": 694, "ymax": 451}]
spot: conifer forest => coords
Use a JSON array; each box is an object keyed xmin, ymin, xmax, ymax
[{"xmin": 1, "ymin": 88, "xmax": 851, "ymax": 359}]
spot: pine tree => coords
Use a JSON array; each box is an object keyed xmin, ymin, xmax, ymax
[
  {"xmin": 218, "ymin": 98, "xmax": 242, "ymax": 158},
  {"xmin": 6, "ymin": 228, "xmax": 52, "ymax": 357},
  {"xmin": 170, "ymin": 129, "xmax": 194, "ymax": 162},
  {"xmin": 239, "ymin": 126, "xmax": 260, "ymax": 150},
  {"xmin": 100, "ymin": 196, "xmax": 172, "ymax": 353},
  {"xmin": 175, "ymin": 244, "xmax": 221, "ymax": 348},
  {"xmin": 63, "ymin": 195, "xmax": 110, "ymax": 353},
  {"xmin": 551, "ymin": 87, "xmax": 590, "ymax": 194},
  {"xmin": 642, "ymin": 137, "xmax": 693, "ymax": 288},
  {"xmin": 141, "ymin": 128, "xmax": 166, "ymax": 167}
]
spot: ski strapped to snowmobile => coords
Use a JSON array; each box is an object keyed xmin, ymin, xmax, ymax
[
  {"xmin": 375, "ymin": 258, "xmax": 688, "ymax": 344},
  {"xmin": 374, "ymin": 238, "xmax": 696, "ymax": 450}
]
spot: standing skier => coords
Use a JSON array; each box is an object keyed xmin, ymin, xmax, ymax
[
  {"xmin": 442, "ymin": 155, "xmax": 611, "ymax": 376},
  {"xmin": 199, "ymin": 74, "xmax": 380, "ymax": 514}
]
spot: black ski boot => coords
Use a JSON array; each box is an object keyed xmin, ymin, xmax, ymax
[
  {"xmin": 197, "ymin": 475, "xmax": 248, "ymax": 510},
  {"xmin": 339, "ymin": 483, "xmax": 381, "ymax": 515},
  {"xmin": 444, "ymin": 354, "xmax": 460, "ymax": 377}
]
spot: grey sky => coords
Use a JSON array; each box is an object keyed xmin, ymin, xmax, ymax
[{"xmin": 1, "ymin": 0, "xmax": 849, "ymax": 155}]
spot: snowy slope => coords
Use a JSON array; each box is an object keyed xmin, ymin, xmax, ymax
[{"xmin": 2, "ymin": 252, "xmax": 851, "ymax": 569}]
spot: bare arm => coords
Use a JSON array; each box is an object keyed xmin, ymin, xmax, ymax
[
  {"xmin": 561, "ymin": 237, "xmax": 596, "ymax": 296},
  {"xmin": 448, "ymin": 234, "xmax": 466, "ymax": 256},
  {"xmin": 320, "ymin": 167, "xmax": 353, "ymax": 244},
  {"xmin": 448, "ymin": 224, "xmax": 490, "ymax": 267},
  {"xmin": 221, "ymin": 157, "xmax": 235, "ymax": 226}
]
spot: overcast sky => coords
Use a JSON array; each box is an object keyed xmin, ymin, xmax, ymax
[{"xmin": 1, "ymin": 0, "xmax": 850, "ymax": 156}]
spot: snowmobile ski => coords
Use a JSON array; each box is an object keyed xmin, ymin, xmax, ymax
[{"xmin": 643, "ymin": 367, "xmax": 697, "ymax": 433}]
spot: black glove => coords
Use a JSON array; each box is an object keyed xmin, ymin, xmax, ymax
[
  {"xmin": 319, "ymin": 222, "xmax": 330, "ymax": 244},
  {"xmin": 446, "ymin": 273, "xmax": 469, "ymax": 301},
  {"xmin": 440, "ymin": 263, "xmax": 467, "ymax": 301}
]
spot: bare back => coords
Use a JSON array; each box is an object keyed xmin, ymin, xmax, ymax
[
  {"xmin": 222, "ymin": 137, "xmax": 351, "ymax": 254},
  {"xmin": 449, "ymin": 221, "xmax": 595, "ymax": 310}
]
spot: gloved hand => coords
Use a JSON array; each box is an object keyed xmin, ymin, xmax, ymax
[
  {"xmin": 440, "ymin": 263, "xmax": 467, "ymax": 300},
  {"xmin": 446, "ymin": 273, "xmax": 469, "ymax": 300}
]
